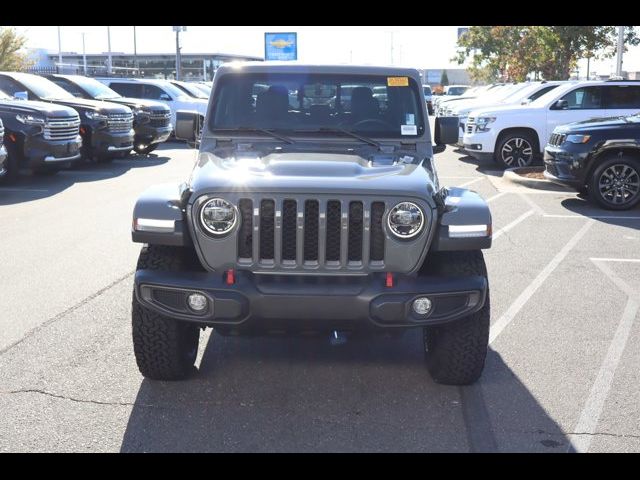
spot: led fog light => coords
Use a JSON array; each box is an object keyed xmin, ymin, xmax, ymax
[
  {"xmin": 412, "ymin": 297, "xmax": 432, "ymax": 315},
  {"xmin": 187, "ymin": 293, "xmax": 208, "ymax": 312}
]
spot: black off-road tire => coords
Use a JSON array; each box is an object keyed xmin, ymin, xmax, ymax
[
  {"xmin": 132, "ymin": 245, "xmax": 201, "ymax": 380},
  {"xmin": 421, "ymin": 250, "xmax": 490, "ymax": 385}
]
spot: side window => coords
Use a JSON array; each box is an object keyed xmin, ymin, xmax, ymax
[
  {"xmin": 0, "ymin": 76, "xmax": 24, "ymax": 96},
  {"xmin": 528, "ymin": 85, "xmax": 557, "ymax": 102},
  {"xmin": 52, "ymin": 79, "xmax": 86, "ymax": 98},
  {"xmin": 559, "ymin": 86, "xmax": 603, "ymax": 110},
  {"xmin": 142, "ymin": 85, "xmax": 170, "ymax": 101},
  {"xmin": 604, "ymin": 86, "xmax": 640, "ymax": 109},
  {"xmin": 109, "ymin": 82, "xmax": 142, "ymax": 98}
]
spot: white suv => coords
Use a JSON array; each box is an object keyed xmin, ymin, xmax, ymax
[
  {"xmin": 463, "ymin": 80, "xmax": 640, "ymax": 167},
  {"xmin": 97, "ymin": 78, "xmax": 208, "ymax": 131},
  {"xmin": 450, "ymin": 81, "xmax": 566, "ymax": 145}
]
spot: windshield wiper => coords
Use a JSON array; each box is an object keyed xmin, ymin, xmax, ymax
[
  {"xmin": 296, "ymin": 127, "xmax": 381, "ymax": 149},
  {"xmin": 216, "ymin": 127, "xmax": 295, "ymax": 144}
]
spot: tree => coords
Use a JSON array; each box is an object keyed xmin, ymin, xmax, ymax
[
  {"xmin": 454, "ymin": 26, "xmax": 639, "ymax": 82},
  {"xmin": 440, "ymin": 69, "xmax": 449, "ymax": 86},
  {"xmin": 0, "ymin": 27, "xmax": 31, "ymax": 71}
]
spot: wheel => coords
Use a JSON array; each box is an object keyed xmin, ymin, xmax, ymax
[
  {"xmin": 131, "ymin": 245, "xmax": 201, "ymax": 380},
  {"xmin": 421, "ymin": 251, "xmax": 490, "ymax": 385},
  {"xmin": 589, "ymin": 155, "xmax": 640, "ymax": 210},
  {"xmin": 134, "ymin": 144, "xmax": 158, "ymax": 155},
  {"xmin": 495, "ymin": 131, "xmax": 537, "ymax": 168}
]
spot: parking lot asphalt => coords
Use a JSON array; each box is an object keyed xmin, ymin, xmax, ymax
[{"xmin": 1, "ymin": 141, "xmax": 639, "ymax": 452}]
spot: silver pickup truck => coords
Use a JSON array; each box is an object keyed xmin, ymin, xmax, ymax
[{"xmin": 129, "ymin": 63, "xmax": 493, "ymax": 385}]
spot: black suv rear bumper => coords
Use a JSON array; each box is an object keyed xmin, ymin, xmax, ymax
[{"xmin": 134, "ymin": 270, "xmax": 488, "ymax": 332}]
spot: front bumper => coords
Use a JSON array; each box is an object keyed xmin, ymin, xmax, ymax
[
  {"xmin": 134, "ymin": 124, "xmax": 172, "ymax": 147},
  {"xmin": 462, "ymin": 130, "xmax": 497, "ymax": 158},
  {"xmin": 0, "ymin": 145, "xmax": 7, "ymax": 176},
  {"xmin": 134, "ymin": 270, "xmax": 488, "ymax": 332},
  {"xmin": 88, "ymin": 128, "xmax": 134, "ymax": 156},
  {"xmin": 23, "ymin": 135, "xmax": 83, "ymax": 167},
  {"xmin": 543, "ymin": 144, "xmax": 590, "ymax": 189}
]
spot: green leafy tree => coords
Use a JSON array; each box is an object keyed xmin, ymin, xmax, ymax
[
  {"xmin": 440, "ymin": 69, "xmax": 449, "ymax": 86},
  {"xmin": 0, "ymin": 27, "xmax": 31, "ymax": 71},
  {"xmin": 454, "ymin": 26, "xmax": 639, "ymax": 82}
]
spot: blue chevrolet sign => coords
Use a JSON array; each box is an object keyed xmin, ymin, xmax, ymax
[{"xmin": 265, "ymin": 32, "xmax": 298, "ymax": 61}]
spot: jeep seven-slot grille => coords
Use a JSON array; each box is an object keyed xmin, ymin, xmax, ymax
[
  {"xmin": 107, "ymin": 112, "xmax": 134, "ymax": 133},
  {"xmin": 235, "ymin": 197, "xmax": 387, "ymax": 270},
  {"xmin": 43, "ymin": 115, "xmax": 80, "ymax": 141},
  {"xmin": 549, "ymin": 133, "xmax": 566, "ymax": 146}
]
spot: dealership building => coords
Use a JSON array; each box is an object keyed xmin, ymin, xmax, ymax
[{"xmin": 27, "ymin": 49, "xmax": 263, "ymax": 81}]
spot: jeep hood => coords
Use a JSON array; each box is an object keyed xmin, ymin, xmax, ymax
[
  {"xmin": 557, "ymin": 115, "xmax": 639, "ymax": 132},
  {"xmin": 189, "ymin": 151, "xmax": 437, "ymax": 199}
]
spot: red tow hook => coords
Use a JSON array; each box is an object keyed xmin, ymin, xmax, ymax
[
  {"xmin": 385, "ymin": 272, "xmax": 394, "ymax": 288},
  {"xmin": 225, "ymin": 269, "xmax": 235, "ymax": 285}
]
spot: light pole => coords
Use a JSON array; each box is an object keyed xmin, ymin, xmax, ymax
[
  {"xmin": 615, "ymin": 26, "xmax": 625, "ymax": 77},
  {"xmin": 173, "ymin": 26, "xmax": 187, "ymax": 80},
  {"xmin": 133, "ymin": 26, "xmax": 139, "ymax": 77},
  {"xmin": 57, "ymin": 26, "xmax": 62, "ymax": 73},
  {"xmin": 107, "ymin": 26, "xmax": 113, "ymax": 75},
  {"xmin": 82, "ymin": 32, "xmax": 87, "ymax": 76}
]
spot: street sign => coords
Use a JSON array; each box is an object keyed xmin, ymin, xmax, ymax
[{"xmin": 265, "ymin": 32, "xmax": 297, "ymax": 61}]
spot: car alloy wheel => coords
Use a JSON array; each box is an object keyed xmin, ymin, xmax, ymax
[
  {"xmin": 597, "ymin": 163, "xmax": 640, "ymax": 206},
  {"xmin": 501, "ymin": 137, "xmax": 534, "ymax": 167}
]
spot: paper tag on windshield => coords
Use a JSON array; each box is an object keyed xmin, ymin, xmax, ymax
[
  {"xmin": 405, "ymin": 114, "xmax": 415, "ymax": 125},
  {"xmin": 401, "ymin": 125, "xmax": 418, "ymax": 135},
  {"xmin": 387, "ymin": 76, "xmax": 409, "ymax": 87}
]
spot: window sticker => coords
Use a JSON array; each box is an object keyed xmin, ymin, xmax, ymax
[
  {"xmin": 405, "ymin": 113, "xmax": 415, "ymax": 125},
  {"xmin": 401, "ymin": 125, "xmax": 418, "ymax": 135},
  {"xmin": 387, "ymin": 76, "xmax": 409, "ymax": 87}
]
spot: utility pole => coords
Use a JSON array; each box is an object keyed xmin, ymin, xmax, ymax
[
  {"xmin": 616, "ymin": 26, "xmax": 625, "ymax": 77},
  {"xmin": 107, "ymin": 26, "xmax": 113, "ymax": 75},
  {"xmin": 173, "ymin": 26, "xmax": 187, "ymax": 80},
  {"xmin": 133, "ymin": 26, "xmax": 139, "ymax": 77},
  {"xmin": 57, "ymin": 26, "xmax": 62, "ymax": 73},
  {"xmin": 82, "ymin": 32, "xmax": 87, "ymax": 76}
]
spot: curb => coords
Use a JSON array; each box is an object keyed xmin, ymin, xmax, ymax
[{"xmin": 503, "ymin": 168, "xmax": 574, "ymax": 192}]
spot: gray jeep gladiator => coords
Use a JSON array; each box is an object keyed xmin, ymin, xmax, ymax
[{"xmin": 130, "ymin": 63, "xmax": 492, "ymax": 385}]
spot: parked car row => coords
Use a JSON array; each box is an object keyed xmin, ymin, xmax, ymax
[
  {"xmin": 439, "ymin": 78, "xmax": 640, "ymax": 210},
  {"xmin": 0, "ymin": 72, "xmax": 211, "ymax": 184}
]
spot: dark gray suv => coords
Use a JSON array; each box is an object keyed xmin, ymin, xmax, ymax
[{"xmin": 129, "ymin": 63, "xmax": 493, "ymax": 385}]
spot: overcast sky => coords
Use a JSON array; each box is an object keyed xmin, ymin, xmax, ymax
[{"xmin": 13, "ymin": 25, "xmax": 640, "ymax": 77}]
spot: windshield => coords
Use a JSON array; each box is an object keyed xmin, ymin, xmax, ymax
[
  {"xmin": 211, "ymin": 73, "xmax": 426, "ymax": 138},
  {"xmin": 529, "ymin": 82, "xmax": 577, "ymax": 108},
  {"xmin": 15, "ymin": 74, "xmax": 74, "ymax": 100},
  {"xmin": 173, "ymin": 81, "xmax": 208, "ymax": 99},
  {"xmin": 195, "ymin": 84, "xmax": 211, "ymax": 96},
  {"xmin": 446, "ymin": 86, "xmax": 468, "ymax": 96},
  {"xmin": 68, "ymin": 76, "xmax": 121, "ymax": 99},
  {"xmin": 423, "ymin": 85, "xmax": 432, "ymax": 96}
]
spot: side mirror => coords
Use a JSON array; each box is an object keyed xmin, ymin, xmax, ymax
[
  {"xmin": 434, "ymin": 116, "xmax": 459, "ymax": 152},
  {"xmin": 175, "ymin": 110, "xmax": 200, "ymax": 147},
  {"xmin": 14, "ymin": 91, "xmax": 28, "ymax": 101},
  {"xmin": 159, "ymin": 93, "xmax": 172, "ymax": 101},
  {"xmin": 551, "ymin": 99, "xmax": 569, "ymax": 110}
]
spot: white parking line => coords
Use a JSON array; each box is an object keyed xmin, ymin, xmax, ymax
[
  {"xmin": 458, "ymin": 177, "xmax": 485, "ymax": 188},
  {"xmin": 591, "ymin": 258, "xmax": 640, "ymax": 263},
  {"xmin": 489, "ymin": 219, "xmax": 595, "ymax": 344},
  {"xmin": 570, "ymin": 297, "xmax": 639, "ymax": 453},
  {"xmin": 486, "ymin": 192, "xmax": 507, "ymax": 203},
  {"xmin": 518, "ymin": 193, "xmax": 546, "ymax": 216},
  {"xmin": 544, "ymin": 214, "xmax": 640, "ymax": 220},
  {"xmin": 492, "ymin": 210, "xmax": 534, "ymax": 240}
]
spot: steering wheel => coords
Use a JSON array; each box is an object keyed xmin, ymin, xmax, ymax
[{"xmin": 351, "ymin": 118, "xmax": 394, "ymax": 129}]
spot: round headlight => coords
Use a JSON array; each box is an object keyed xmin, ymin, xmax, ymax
[
  {"xmin": 387, "ymin": 202, "xmax": 424, "ymax": 239},
  {"xmin": 200, "ymin": 198, "xmax": 237, "ymax": 236}
]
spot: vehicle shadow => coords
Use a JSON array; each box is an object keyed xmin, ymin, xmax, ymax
[
  {"xmin": 0, "ymin": 154, "xmax": 170, "ymax": 207},
  {"xmin": 120, "ymin": 330, "xmax": 571, "ymax": 452},
  {"xmin": 560, "ymin": 197, "xmax": 640, "ymax": 230},
  {"xmin": 452, "ymin": 150, "xmax": 507, "ymax": 177}
]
